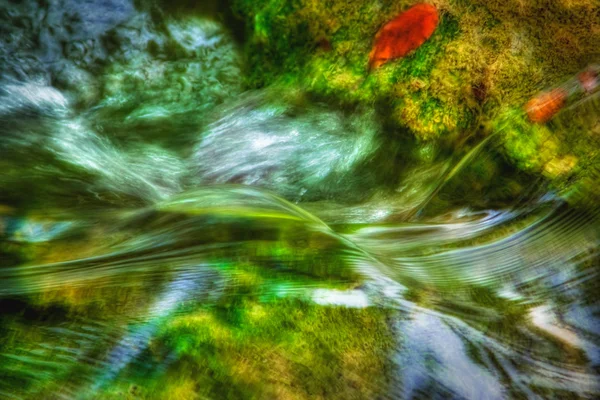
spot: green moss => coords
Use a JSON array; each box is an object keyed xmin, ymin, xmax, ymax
[
  {"xmin": 493, "ymin": 108, "xmax": 557, "ymax": 173},
  {"xmin": 1, "ymin": 229, "xmax": 386, "ymax": 399},
  {"xmin": 154, "ymin": 299, "xmax": 393, "ymax": 399},
  {"xmin": 230, "ymin": 0, "xmax": 598, "ymax": 157},
  {"xmin": 492, "ymin": 99, "xmax": 600, "ymax": 206},
  {"xmin": 232, "ymin": 0, "xmax": 472, "ymax": 140},
  {"xmin": 90, "ymin": 264, "xmax": 394, "ymax": 400}
]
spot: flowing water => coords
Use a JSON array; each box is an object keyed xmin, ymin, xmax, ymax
[{"xmin": 0, "ymin": 1, "xmax": 599, "ymax": 399}]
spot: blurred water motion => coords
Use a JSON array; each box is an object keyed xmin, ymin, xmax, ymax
[{"xmin": 0, "ymin": 1, "xmax": 599, "ymax": 399}]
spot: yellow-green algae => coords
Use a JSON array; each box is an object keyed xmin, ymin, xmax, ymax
[
  {"xmin": 230, "ymin": 0, "xmax": 599, "ymax": 206},
  {"xmin": 492, "ymin": 101, "xmax": 600, "ymax": 204},
  {"xmin": 1, "ymin": 218, "xmax": 394, "ymax": 399},
  {"xmin": 1, "ymin": 198, "xmax": 396, "ymax": 399},
  {"xmin": 95, "ymin": 298, "xmax": 394, "ymax": 399},
  {"xmin": 231, "ymin": 0, "xmax": 598, "ymax": 136},
  {"xmin": 11, "ymin": 262, "xmax": 393, "ymax": 399}
]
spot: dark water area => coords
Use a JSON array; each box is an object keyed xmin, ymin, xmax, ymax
[{"xmin": 0, "ymin": 1, "xmax": 599, "ymax": 399}]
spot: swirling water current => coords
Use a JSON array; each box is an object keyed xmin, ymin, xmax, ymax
[{"xmin": 0, "ymin": 1, "xmax": 599, "ymax": 399}]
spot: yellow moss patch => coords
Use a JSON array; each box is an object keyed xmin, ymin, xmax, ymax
[
  {"xmin": 543, "ymin": 155, "xmax": 578, "ymax": 178},
  {"xmin": 164, "ymin": 379, "xmax": 199, "ymax": 400}
]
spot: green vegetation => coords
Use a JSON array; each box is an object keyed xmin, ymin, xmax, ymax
[
  {"xmin": 1, "ymin": 216, "xmax": 396, "ymax": 399},
  {"xmin": 493, "ymin": 102, "xmax": 600, "ymax": 205},
  {"xmin": 96, "ymin": 296, "xmax": 394, "ymax": 399},
  {"xmin": 231, "ymin": 0, "xmax": 597, "ymax": 134},
  {"xmin": 229, "ymin": 0, "xmax": 599, "ymax": 207}
]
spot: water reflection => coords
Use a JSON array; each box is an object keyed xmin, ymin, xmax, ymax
[{"xmin": 2, "ymin": 185, "xmax": 598, "ymax": 398}]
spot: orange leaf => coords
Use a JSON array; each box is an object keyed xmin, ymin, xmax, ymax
[
  {"xmin": 525, "ymin": 88, "xmax": 568, "ymax": 123},
  {"xmin": 369, "ymin": 3, "xmax": 439, "ymax": 70}
]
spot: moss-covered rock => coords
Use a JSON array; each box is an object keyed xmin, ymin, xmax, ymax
[
  {"xmin": 492, "ymin": 96, "xmax": 600, "ymax": 206},
  {"xmin": 94, "ymin": 278, "xmax": 395, "ymax": 400},
  {"xmin": 229, "ymin": 0, "xmax": 599, "ymax": 206}
]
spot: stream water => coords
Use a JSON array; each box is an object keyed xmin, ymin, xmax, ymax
[{"xmin": 0, "ymin": 1, "xmax": 599, "ymax": 399}]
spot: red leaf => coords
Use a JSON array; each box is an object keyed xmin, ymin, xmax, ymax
[
  {"xmin": 369, "ymin": 3, "xmax": 439, "ymax": 70},
  {"xmin": 525, "ymin": 88, "xmax": 568, "ymax": 123}
]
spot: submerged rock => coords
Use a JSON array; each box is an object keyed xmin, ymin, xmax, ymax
[
  {"xmin": 230, "ymin": 0, "xmax": 599, "ymax": 210},
  {"xmin": 0, "ymin": 0, "xmax": 135, "ymax": 105},
  {"xmin": 191, "ymin": 89, "xmax": 382, "ymax": 202}
]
